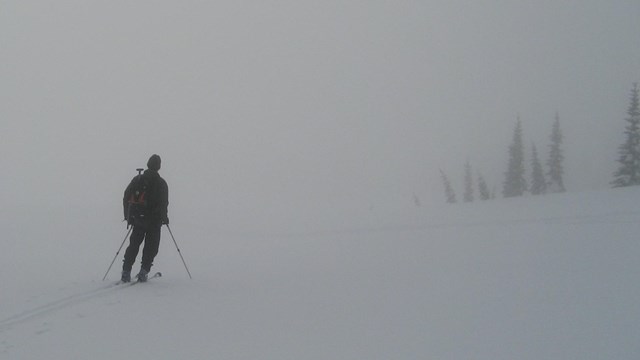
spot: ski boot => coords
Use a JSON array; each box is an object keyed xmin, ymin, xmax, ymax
[
  {"xmin": 137, "ymin": 268, "xmax": 149, "ymax": 282},
  {"xmin": 121, "ymin": 270, "xmax": 131, "ymax": 283}
]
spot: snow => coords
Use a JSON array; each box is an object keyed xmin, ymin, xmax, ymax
[{"xmin": 1, "ymin": 188, "xmax": 640, "ymax": 359}]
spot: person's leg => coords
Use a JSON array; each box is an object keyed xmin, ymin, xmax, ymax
[
  {"xmin": 140, "ymin": 223, "xmax": 161, "ymax": 272},
  {"xmin": 123, "ymin": 225, "xmax": 146, "ymax": 272}
]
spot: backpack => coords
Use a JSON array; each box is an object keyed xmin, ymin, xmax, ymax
[{"xmin": 127, "ymin": 172, "xmax": 151, "ymax": 222}]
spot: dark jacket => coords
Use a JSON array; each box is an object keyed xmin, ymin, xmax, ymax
[{"xmin": 123, "ymin": 169, "xmax": 169, "ymax": 225}]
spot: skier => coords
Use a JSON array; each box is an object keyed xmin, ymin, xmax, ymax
[{"xmin": 121, "ymin": 154, "xmax": 169, "ymax": 282}]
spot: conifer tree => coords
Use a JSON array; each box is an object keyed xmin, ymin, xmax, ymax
[
  {"xmin": 612, "ymin": 83, "xmax": 640, "ymax": 187},
  {"xmin": 413, "ymin": 194, "xmax": 421, "ymax": 207},
  {"xmin": 477, "ymin": 172, "xmax": 491, "ymax": 201},
  {"xmin": 463, "ymin": 160, "xmax": 474, "ymax": 202},
  {"xmin": 547, "ymin": 113, "xmax": 566, "ymax": 192},
  {"xmin": 503, "ymin": 119, "xmax": 527, "ymax": 197},
  {"xmin": 530, "ymin": 143, "xmax": 547, "ymax": 195},
  {"xmin": 440, "ymin": 169, "xmax": 457, "ymax": 204}
]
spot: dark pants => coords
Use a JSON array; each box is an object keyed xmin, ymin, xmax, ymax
[{"xmin": 123, "ymin": 220, "xmax": 161, "ymax": 272}]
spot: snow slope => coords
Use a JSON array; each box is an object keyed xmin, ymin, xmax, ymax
[{"xmin": 1, "ymin": 188, "xmax": 639, "ymax": 359}]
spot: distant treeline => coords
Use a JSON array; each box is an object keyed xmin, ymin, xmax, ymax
[{"xmin": 440, "ymin": 82, "xmax": 640, "ymax": 204}]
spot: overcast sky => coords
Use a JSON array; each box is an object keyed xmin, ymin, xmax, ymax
[{"xmin": 1, "ymin": 1, "xmax": 639, "ymax": 234}]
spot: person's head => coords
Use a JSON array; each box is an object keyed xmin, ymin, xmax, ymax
[{"xmin": 147, "ymin": 154, "xmax": 161, "ymax": 171}]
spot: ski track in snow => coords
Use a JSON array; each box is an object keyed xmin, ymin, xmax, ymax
[
  {"xmin": 0, "ymin": 272, "xmax": 163, "ymax": 340},
  {"xmin": 0, "ymin": 276, "xmax": 163, "ymax": 355},
  {"xmin": 0, "ymin": 281, "xmax": 124, "ymax": 332}
]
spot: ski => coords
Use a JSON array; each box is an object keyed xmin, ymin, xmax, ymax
[
  {"xmin": 146, "ymin": 271, "xmax": 162, "ymax": 281},
  {"xmin": 116, "ymin": 272, "xmax": 162, "ymax": 286},
  {"xmin": 130, "ymin": 271, "xmax": 162, "ymax": 285}
]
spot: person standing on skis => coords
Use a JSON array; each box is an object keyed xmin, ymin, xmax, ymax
[{"xmin": 121, "ymin": 154, "xmax": 169, "ymax": 282}]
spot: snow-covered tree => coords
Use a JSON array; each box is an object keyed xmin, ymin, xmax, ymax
[
  {"xmin": 440, "ymin": 169, "xmax": 457, "ymax": 204},
  {"xmin": 547, "ymin": 113, "xmax": 566, "ymax": 192},
  {"xmin": 530, "ymin": 143, "xmax": 547, "ymax": 195},
  {"xmin": 463, "ymin": 161, "xmax": 474, "ymax": 202},
  {"xmin": 612, "ymin": 83, "xmax": 640, "ymax": 187},
  {"xmin": 503, "ymin": 119, "xmax": 527, "ymax": 197},
  {"xmin": 413, "ymin": 194, "xmax": 421, "ymax": 207},
  {"xmin": 477, "ymin": 172, "xmax": 491, "ymax": 201}
]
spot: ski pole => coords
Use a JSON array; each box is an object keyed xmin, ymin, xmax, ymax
[
  {"xmin": 102, "ymin": 227, "xmax": 132, "ymax": 281},
  {"xmin": 166, "ymin": 224, "xmax": 193, "ymax": 279}
]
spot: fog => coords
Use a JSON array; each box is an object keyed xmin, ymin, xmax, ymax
[{"xmin": 2, "ymin": 1, "xmax": 639, "ymax": 237}]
